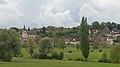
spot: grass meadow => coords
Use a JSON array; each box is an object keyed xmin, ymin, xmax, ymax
[{"xmin": 0, "ymin": 47, "xmax": 120, "ymax": 67}]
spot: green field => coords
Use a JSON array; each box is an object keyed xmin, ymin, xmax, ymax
[
  {"xmin": 0, "ymin": 58, "xmax": 120, "ymax": 67},
  {"xmin": 0, "ymin": 47, "xmax": 120, "ymax": 67},
  {"xmin": 54, "ymin": 47, "xmax": 110, "ymax": 61}
]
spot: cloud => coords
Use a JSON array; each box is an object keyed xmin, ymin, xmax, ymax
[
  {"xmin": 0, "ymin": 0, "xmax": 23, "ymax": 28},
  {"xmin": 0, "ymin": 0, "xmax": 120, "ymax": 28},
  {"xmin": 79, "ymin": 0, "xmax": 120, "ymax": 24},
  {"xmin": 37, "ymin": 9, "xmax": 78, "ymax": 27},
  {"xmin": 79, "ymin": 3, "xmax": 100, "ymax": 24},
  {"xmin": 36, "ymin": 0, "xmax": 78, "ymax": 27}
]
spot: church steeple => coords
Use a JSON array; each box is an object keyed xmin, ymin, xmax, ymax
[{"xmin": 24, "ymin": 25, "xmax": 26, "ymax": 31}]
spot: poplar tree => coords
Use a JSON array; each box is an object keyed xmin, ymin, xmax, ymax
[{"xmin": 80, "ymin": 17, "xmax": 90, "ymax": 60}]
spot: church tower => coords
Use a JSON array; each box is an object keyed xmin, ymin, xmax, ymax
[{"xmin": 23, "ymin": 25, "xmax": 26, "ymax": 31}]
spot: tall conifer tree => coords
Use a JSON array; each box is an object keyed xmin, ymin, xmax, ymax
[{"xmin": 80, "ymin": 17, "xmax": 90, "ymax": 60}]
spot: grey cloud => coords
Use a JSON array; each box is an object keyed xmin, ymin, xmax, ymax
[
  {"xmin": 0, "ymin": 0, "xmax": 120, "ymax": 28},
  {"xmin": 0, "ymin": 0, "xmax": 5, "ymax": 4}
]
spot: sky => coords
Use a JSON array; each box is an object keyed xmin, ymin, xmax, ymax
[{"xmin": 0, "ymin": 0, "xmax": 120, "ymax": 28}]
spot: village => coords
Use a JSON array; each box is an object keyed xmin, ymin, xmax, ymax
[
  {"xmin": 1, "ymin": 0, "xmax": 120, "ymax": 67},
  {"xmin": 0, "ymin": 19, "xmax": 120, "ymax": 67},
  {"xmin": 19, "ymin": 25, "xmax": 120, "ymax": 46}
]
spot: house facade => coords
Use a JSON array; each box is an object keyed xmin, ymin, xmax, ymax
[
  {"xmin": 19, "ymin": 25, "xmax": 42, "ymax": 44},
  {"xmin": 20, "ymin": 30, "xmax": 39, "ymax": 44},
  {"xmin": 64, "ymin": 38, "xmax": 80, "ymax": 45}
]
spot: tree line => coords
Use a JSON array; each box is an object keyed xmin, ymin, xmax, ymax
[{"xmin": 91, "ymin": 21, "xmax": 120, "ymax": 31}]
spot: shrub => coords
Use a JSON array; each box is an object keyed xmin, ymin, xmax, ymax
[
  {"xmin": 93, "ymin": 42, "xmax": 99, "ymax": 50},
  {"xmin": 46, "ymin": 55, "xmax": 52, "ymax": 59},
  {"xmin": 38, "ymin": 53, "xmax": 48, "ymax": 59},
  {"xmin": 99, "ymin": 49, "xmax": 102, "ymax": 52},
  {"xmin": 68, "ymin": 58, "xmax": 73, "ymax": 61},
  {"xmin": 98, "ymin": 52, "xmax": 108, "ymax": 63},
  {"xmin": 32, "ymin": 52, "xmax": 39, "ymax": 59},
  {"xmin": 76, "ymin": 44, "xmax": 80, "ymax": 49},
  {"xmin": 91, "ymin": 50, "xmax": 93, "ymax": 52},
  {"xmin": 75, "ymin": 58, "xmax": 81, "ymax": 61},
  {"xmin": 68, "ymin": 51, "xmax": 72, "ymax": 53},
  {"xmin": 51, "ymin": 52, "xmax": 59, "ymax": 60},
  {"xmin": 110, "ymin": 44, "xmax": 120, "ymax": 63},
  {"xmin": 20, "ymin": 54, "xmax": 23, "ymax": 57},
  {"xmin": 59, "ymin": 52, "xmax": 64, "ymax": 60}
]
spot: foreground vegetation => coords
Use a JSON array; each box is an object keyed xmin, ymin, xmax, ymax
[{"xmin": 0, "ymin": 58, "xmax": 120, "ymax": 67}]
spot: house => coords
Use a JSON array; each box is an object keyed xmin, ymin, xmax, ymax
[
  {"xmin": 107, "ymin": 36, "xmax": 114, "ymax": 44},
  {"xmin": 27, "ymin": 31, "xmax": 38, "ymax": 38},
  {"xmin": 112, "ymin": 28, "xmax": 119, "ymax": 34},
  {"xmin": 19, "ymin": 25, "xmax": 42, "ymax": 44},
  {"xmin": 64, "ymin": 38, "xmax": 80, "ymax": 45},
  {"xmin": 102, "ymin": 26, "xmax": 110, "ymax": 34},
  {"xmin": 21, "ymin": 31, "xmax": 28, "ymax": 44},
  {"xmin": 92, "ymin": 29, "xmax": 99, "ymax": 33},
  {"xmin": 100, "ymin": 36, "xmax": 113, "ymax": 45},
  {"xmin": 21, "ymin": 30, "xmax": 39, "ymax": 44}
]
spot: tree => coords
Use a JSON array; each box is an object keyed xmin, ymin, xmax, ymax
[
  {"xmin": 80, "ymin": 17, "xmax": 90, "ymax": 60},
  {"xmin": 26, "ymin": 37, "xmax": 36, "ymax": 57},
  {"xmin": 111, "ymin": 22, "xmax": 117, "ymax": 29},
  {"xmin": 93, "ymin": 42, "xmax": 99, "ymax": 50},
  {"xmin": 106, "ymin": 22, "xmax": 112, "ymax": 31},
  {"xmin": 28, "ymin": 27, "xmax": 31, "ymax": 31},
  {"xmin": 0, "ymin": 30, "xmax": 21, "ymax": 61},
  {"xmin": 24, "ymin": 25, "xmax": 26, "ymax": 30},
  {"xmin": 49, "ymin": 30, "xmax": 53, "ymax": 38},
  {"xmin": 39, "ymin": 37, "xmax": 53, "ymax": 54},
  {"xmin": 10, "ymin": 27, "xmax": 19, "ymax": 32},
  {"xmin": 100, "ymin": 22, "xmax": 106, "ymax": 30},
  {"xmin": 117, "ymin": 24, "xmax": 120, "ymax": 30},
  {"xmin": 57, "ymin": 38, "xmax": 66, "ymax": 50},
  {"xmin": 110, "ymin": 44, "xmax": 120, "ymax": 63},
  {"xmin": 92, "ymin": 21, "xmax": 100, "ymax": 29},
  {"xmin": 43, "ymin": 27, "xmax": 46, "ymax": 36},
  {"xmin": 8, "ymin": 30, "xmax": 21, "ymax": 57}
]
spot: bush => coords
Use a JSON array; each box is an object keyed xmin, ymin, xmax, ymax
[
  {"xmin": 91, "ymin": 50, "xmax": 93, "ymax": 52},
  {"xmin": 99, "ymin": 49, "xmax": 102, "ymax": 52},
  {"xmin": 93, "ymin": 42, "xmax": 99, "ymax": 50},
  {"xmin": 46, "ymin": 55, "xmax": 52, "ymax": 59},
  {"xmin": 59, "ymin": 52, "xmax": 64, "ymax": 60},
  {"xmin": 68, "ymin": 51, "xmax": 72, "ymax": 53},
  {"xmin": 20, "ymin": 54, "xmax": 23, "ymax": 57},
  {"xmin": 98, "ymin": 59, "xmax": 102, "ymax": 62},
  {"xmin": 76, "ymin": 44, "xmax": 80, "ymax": 49},
  {"xmin": 68, "ymin": 58, "xmax": 73, "ymax": 61},
  {"xmin": 98, "ymin": 52, "xmax": 108, "ymax": 63},
  {"xmin": 38, "ymin": 53, "xmax": 48, "ymax": 59},
  {"xmin": 75, "ymin": 58, "xmax": 81, "ymax": 61},
  {"xmin": 110, "ymin": 44, "xmax": 120, "ymax": 63},
  {"xmin": 32, "ymin": 53, "xmax": 39, "ymax": 59},
  {"xmin": 51, "ymin": 52, "xmax": 59, "ymax": 60}
]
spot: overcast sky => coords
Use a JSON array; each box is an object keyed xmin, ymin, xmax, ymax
[{"xmin": 0, "ymin": 0, "xmax": 120, "ymax": 28}]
